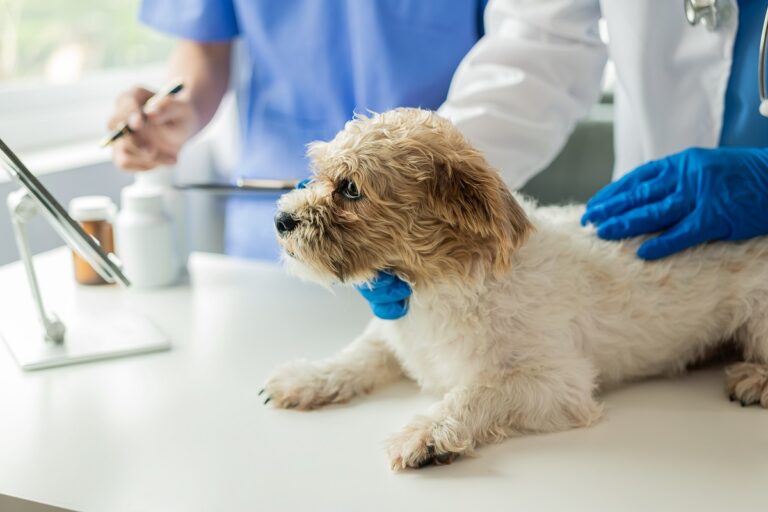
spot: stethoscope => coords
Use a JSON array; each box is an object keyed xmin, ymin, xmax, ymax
[{"xmin": 684, "ymin": 0, "xmax": 768, "ymax": 117}]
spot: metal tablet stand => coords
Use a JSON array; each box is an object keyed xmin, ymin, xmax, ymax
[{"xmin": 7, "ymin": 190, "xmax": 67, "ymax": 344}]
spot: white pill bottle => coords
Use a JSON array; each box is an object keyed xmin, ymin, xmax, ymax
[
  {"xmin": 115, "ymin": 184, "xmax": 179, "ymax": 288},
  {"xmin": 134, "ymin": 167, "xmax": 189, "ymax": 268}
]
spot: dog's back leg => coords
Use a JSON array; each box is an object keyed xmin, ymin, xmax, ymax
[{"xmin": 725, "ymin": 300, "xmax": 768, "ymax": 407}]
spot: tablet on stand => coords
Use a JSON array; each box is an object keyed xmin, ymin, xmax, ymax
[{"xmin": 0, "ymin": 137, "xmax": 170, "ymax": 370}]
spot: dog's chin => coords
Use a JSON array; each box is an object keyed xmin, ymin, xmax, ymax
[
  {"xmin": 280, "ymin": 249, "xmax": 378, "ymax": 289},
  {"xmin": 280, "ymin": 250, "xmax": 339, "ymax": 288}
]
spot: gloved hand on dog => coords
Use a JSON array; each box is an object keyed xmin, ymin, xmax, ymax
[
  {"xmin": 355, "ymin": 272, "xmax": 412, "ymax": 320},
  {"xmin": 581, "ymin": 147, "xmax": 768, "ymax": 260}
]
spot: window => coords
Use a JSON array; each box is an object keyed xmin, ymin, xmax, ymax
[
  {"xmin": 0, "ymin": 0, "xmax": 172, "ymax": 85},
  {"xmin": 0, "ymin": 0, "xmax": 173, "ymax": 154}
]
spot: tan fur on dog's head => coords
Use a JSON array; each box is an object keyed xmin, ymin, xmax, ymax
[{"xmin": 275, "ymin": 108, "xmax": 532, "ymax": 287}]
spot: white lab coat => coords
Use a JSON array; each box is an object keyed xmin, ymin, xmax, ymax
[{"xmin": 439, "ymin": 0, "xmax": 738, "ymax": 188}]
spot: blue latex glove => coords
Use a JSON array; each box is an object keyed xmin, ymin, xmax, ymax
[
  {"xmin": 355, "ymin": 271, "xmax": 412, "ymax": 320},
  {"xmin": 581, "ymin": 147, "xmax": 768, "ymax": 260}
]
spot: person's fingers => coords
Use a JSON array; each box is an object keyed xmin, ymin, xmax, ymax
[
  {"xmin": 121, "ymin": 120, "xmax": 183, "ymax": 164},
  {"xmin": 127, "ymin": 112, "xmax": 144, "ymax": 131},
  {"xmin": 109, "ymin": 86, "xmax": 155, "ymax": 130},
  {"xmin": 596, "ymin": 194, "xmax": 688, "ymax": 240},
  {"xmin": 113, "ymin": 149, "xmax": 155, "ymax": 171},
  {"xmin": 637, "ymin": 212, "xmax": 725, "ymax": 260},
  {"xmin": 113, "ymin": 149, "xmax": 152, "ymax": 171},
  {"xmin": 145, "ymin": 99, "xmax": 197, "ymax": 146},
  {"xmin": 582, "ymin": 176, "xmax": 674, "ymax": 226},
  {"xmin": 115, "ymin": 86, "xmax": 154, "ymax": 112},
  {"xmin": 584, "ymin": 160, "xmax": 666, "ymax": 212},
  {"xmin": 123, "ymin": 132, "xmax": 159, "ymax": 160},
  {"xmin": 144, "ymin": 96, "xmax": 186, "ymax": 119},
  {"xmin": 112, "ymin": 135, "xmax": 168, "ymax": 170},
  {"xmin": 146, "ymin": 105, "xmax": 185, "ymax": 126},
  {"xmin": 157, "ymin": 153, "xmax": 178, "ymax": 166}
]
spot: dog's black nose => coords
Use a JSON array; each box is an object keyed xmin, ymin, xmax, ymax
[{"xmin": 275, "ymin": 211, "xmax": 298, "ymax": 234}]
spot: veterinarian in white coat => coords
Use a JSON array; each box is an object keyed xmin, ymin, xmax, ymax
[
  {"xmin": 365, "ymin": 0, "xmax": 768, "ymax": 319},
  {"xmin": 441, "ymin": 0, "xmax": 766, "ymax": 192},
  {"xmin": 441, "ymin": 0, "xmax": 768, "ymax": 257}
]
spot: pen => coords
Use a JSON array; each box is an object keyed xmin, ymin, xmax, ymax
[{"xmin": 100, "ymin": 80, "xmax": 185, "ymax": 148}]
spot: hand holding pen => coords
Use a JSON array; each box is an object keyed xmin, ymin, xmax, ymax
[{"xmin": 106, "ymin": 80, "xmax": 201, "ymax": 171}]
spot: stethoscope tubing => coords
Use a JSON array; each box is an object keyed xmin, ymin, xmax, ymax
[
  {"xmin": 759, "ymin": 6, "xmax": 768, "ymax": 105},
  {"xmin": 685, "ymin": 1, "xmax": 768, "ymax": 116}
]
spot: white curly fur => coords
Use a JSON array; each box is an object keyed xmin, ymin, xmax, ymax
[
  {"xmin": 267, "ymin": 199, "xmax": 768, "ymax": 469},
  {"xmin": 263, "ymin": 110, "xmax": 768, "ymax": 471}
]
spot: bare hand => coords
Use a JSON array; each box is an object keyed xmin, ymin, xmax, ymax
[{"xmin": 108, "ymin": 86, "xmax": 200, "ymax": 171}]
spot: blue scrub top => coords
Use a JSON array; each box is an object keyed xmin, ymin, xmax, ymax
[
  {"xmin": 140, "ymin": 0, "xmax": 487, "ymax": 260},
  {"xmin": 720, "ymin": 0, "xmax": 768, "ymax": 147}
]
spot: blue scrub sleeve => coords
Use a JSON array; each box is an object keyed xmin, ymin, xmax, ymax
[{"xmin": 139, "ymin": 0, "xmax": 239, "ymax": 41}]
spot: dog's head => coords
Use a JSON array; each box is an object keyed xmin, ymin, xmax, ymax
[{"xmin": 275, "ymin": 108, "xmax": 532, "ymax": 287}]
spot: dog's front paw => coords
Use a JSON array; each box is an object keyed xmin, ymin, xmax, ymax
[
  {"xmin": 261, "ymin": 359, "xmax": 359, "ymax": 410},
  {"xmin": 725, "ymin": 362, "xmax": 768, "ymax": 407},
  {"xmin": 385, "ymin": 415, "xmax": 473, "ymax": 471}
]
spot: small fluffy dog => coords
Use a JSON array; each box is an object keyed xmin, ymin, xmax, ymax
[{"xmin": 264, "ymin": 108, "xmax": 768, "ymax": 470}]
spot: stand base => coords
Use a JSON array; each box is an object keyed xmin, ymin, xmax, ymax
[{"xmin": 1, "ymin": 310, "xmax": 170, "ymax": 370}]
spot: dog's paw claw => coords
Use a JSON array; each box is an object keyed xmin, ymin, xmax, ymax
[
  {"xmin": 725, "ymin": 362, "xmax": 768, "ymax": 408},
  {"xmin": 261, "ymin": 359, "xmax": 357, "ymax": 411},
  {"xmin": 416, "ymin": 457, "xmax": 434, "ymax": 469},
  {"xmin": 386, "ymin": 416, "xmax": 472, "ymax": 471},
  {"xmin": 263, "ymin": 396, "xmax": 272, "ymax": 405},
  {"xmin": 393, "ymin": 444, "xmax": 461, "ymax": 470}
]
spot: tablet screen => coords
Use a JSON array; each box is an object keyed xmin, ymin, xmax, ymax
[{"xmin": 0, "ymin": 137, "xmax": 130, "ymax": 287}]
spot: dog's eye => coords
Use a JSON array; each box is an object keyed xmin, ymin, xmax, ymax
[{"xmin": 340, "ymin": 179, "xmax": 362, "ymax": 200}]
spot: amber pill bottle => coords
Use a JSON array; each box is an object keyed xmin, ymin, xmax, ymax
[{"xmin": 68, "ymin": 196, "xmax": 117, "ymax": 286}]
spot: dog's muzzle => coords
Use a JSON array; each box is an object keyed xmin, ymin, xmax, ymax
[{"xmin": 275, "ymin": 211, "xmax": 299, "ymax": 235}]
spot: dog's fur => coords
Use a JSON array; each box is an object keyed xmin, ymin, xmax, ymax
[{"xmin": 264, "ymin": 108, "xmax": 768, "ymax": 470}]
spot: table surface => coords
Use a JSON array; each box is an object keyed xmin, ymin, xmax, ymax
[{"xmin": 0, "ymin": 248, "xmax": 766, "ymax": 512}]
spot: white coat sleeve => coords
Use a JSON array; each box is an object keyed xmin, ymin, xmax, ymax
[{"xmin": 438, "ymin": 0, "xmax": 607, "ymax": 189}]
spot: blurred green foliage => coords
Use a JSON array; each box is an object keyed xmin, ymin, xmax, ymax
[{"xmin": 1, "ymin": 0, "xmax": 173, "ymax": 81}]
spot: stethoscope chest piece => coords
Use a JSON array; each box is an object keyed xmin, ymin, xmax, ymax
[
  {"xmin": 685, "ymin": 0, "xmax": 768, "ymax": 118},
  {"xmin": 684, "ymin": 0, "xmax": 730, "ymax": 31}
]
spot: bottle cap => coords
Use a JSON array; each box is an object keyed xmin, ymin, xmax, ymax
[
  {"xmin": 134, "ymin": 167, "xmax": 173, "ymax": 188},
  {"xmin": 121, "ymin": 185, "xmax": 165, "ymax": 215},
  {"xmin": 69, "ymin": 196, "xmax": 117, "ymax": 222}
]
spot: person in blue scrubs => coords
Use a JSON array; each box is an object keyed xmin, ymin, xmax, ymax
[{"xmin": 107, "ymin": 0, "xmax": 487, "ymax": 260}]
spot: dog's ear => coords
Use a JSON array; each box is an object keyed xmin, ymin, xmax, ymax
[{"xmin": 430, "ymin": 153, "xmax": 533, "ymax": 275}]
